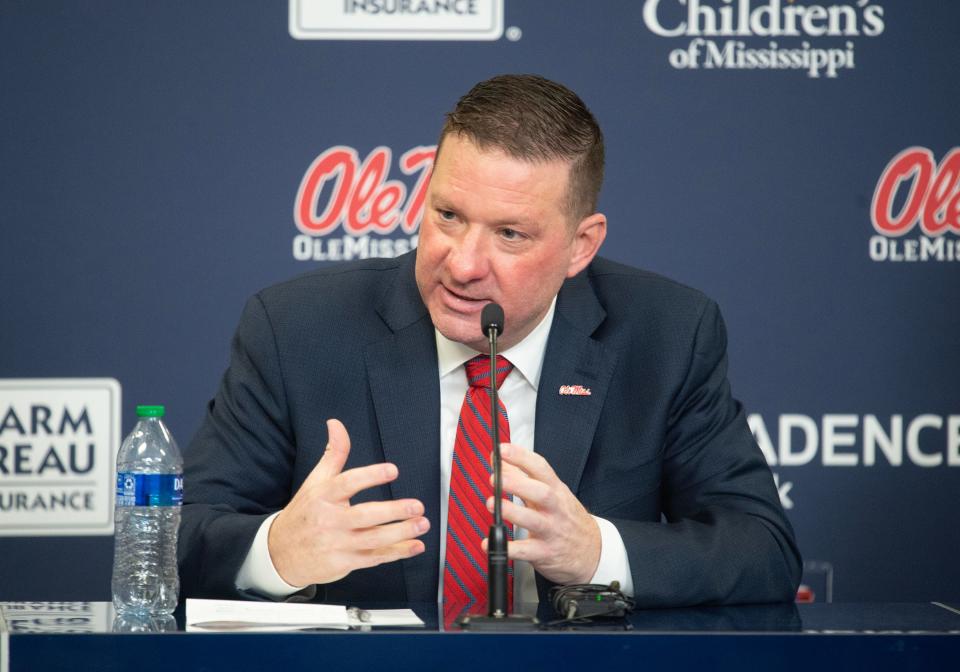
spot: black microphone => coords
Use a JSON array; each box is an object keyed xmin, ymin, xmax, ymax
[
  {"xmin": 457, "ymin": 303, "xmax": 538, "ymax": 630},
  {"xmin": 481, "ymin": 303, "xmax": 504, "ymax": 338},
  {"xmin": 481, "ymin": 302, "xmax": 508, "ymax": 618}
]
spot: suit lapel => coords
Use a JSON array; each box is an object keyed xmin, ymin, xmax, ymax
[
  {"xmin": 534, "ymin": 270, "xmax": 618, "ymax": 495},
  {"xmin": 364, "ymin": 253, "xmax": 440, "ymax": 603}
]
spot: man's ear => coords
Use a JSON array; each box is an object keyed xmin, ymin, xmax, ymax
[{"xmin": 566, "ymin": 213, "xmax": 607, "ymax": 278}]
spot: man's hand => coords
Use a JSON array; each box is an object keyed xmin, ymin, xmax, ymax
[
  {"xmin": 483, "ymin": 443, "xmax": 601, "ymax": 585},
  {"xmin": 268, "ymin": 419, "xmax": 429, "ymax": 587}
]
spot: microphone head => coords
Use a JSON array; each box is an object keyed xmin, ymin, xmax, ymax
[{"xmin": 481, "ymin": 303, "xmax": 505, "ymax": 337}]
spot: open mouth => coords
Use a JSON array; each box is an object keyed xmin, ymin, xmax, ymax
[{"xmin": 440, "ymin": 284, "xmax": 488, "ymax": 311}]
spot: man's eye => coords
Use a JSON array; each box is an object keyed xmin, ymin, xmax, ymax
[
  {"xmin": 500, "ymin": 228, "xmax": 521, "ymax": 240},
  {"xmin": 438, "ymin": 210, "xmax": 456, "ymax": 221}
]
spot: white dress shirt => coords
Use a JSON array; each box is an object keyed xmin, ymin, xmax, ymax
[{"xmin": 237, "ymin": 298, "xmax": 634, "ymax": 602}]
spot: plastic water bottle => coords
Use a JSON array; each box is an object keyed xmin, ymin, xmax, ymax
[{"xmin": 111, "ymin": 405, "xmax": 183, "ymax": 615}]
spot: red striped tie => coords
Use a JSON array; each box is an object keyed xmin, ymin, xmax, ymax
[{"xmin": 443, "ymin": 354, "xmax": 514, "ymax": 621}]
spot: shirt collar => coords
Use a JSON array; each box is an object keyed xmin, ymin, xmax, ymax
[{"xmin": 435, "ymin": 297, "xmax": 557, "ymax": 390}]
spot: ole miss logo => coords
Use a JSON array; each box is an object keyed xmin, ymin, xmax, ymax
[
  {"xmin": 869, "ymin": 147, "xmax": 960, "ymax": 262},
  {"xmin": 291, "ymin": 145, "xmax": 435, "ymax": 262}
]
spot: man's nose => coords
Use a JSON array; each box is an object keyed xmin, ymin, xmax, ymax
[{"xmin": 446, "ymin": 227, "xmax": 490, "ymax": 283}]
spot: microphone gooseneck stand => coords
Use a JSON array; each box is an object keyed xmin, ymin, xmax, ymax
[{"xmin": 458, "ymin": 303, "xmax": 539, "ymax": 631}]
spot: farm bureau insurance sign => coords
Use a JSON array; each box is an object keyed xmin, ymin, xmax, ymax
[
  {"xmin": 290, "ymin": 0, "xmax": 504, "ymax": 40},
  {"xmin": 0, "ymin": 379, "xmax": 120, "ymax": 536}
]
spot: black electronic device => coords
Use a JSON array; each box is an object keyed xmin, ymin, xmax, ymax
[{"xmin": 549, "ymin": 582, "xmax": 635, "ymax": 623}]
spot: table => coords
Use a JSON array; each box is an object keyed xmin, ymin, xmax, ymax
[{"xmin": 2, "ymin": 601, "xmax": 958, "ymax": 672}]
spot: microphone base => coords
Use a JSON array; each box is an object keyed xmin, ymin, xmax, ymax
[{"xmin": 456, "ymin": 613, "xmax": 540, "ymax": 631}]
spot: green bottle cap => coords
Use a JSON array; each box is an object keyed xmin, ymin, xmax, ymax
[{"xmin": 136, "ymin": 405, "xmax": 166, "ymax": 418}]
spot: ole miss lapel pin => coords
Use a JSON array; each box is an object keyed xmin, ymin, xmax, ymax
[{"xmin": 559, "ymin": 385, "xmax": 592, "ymax": 396}]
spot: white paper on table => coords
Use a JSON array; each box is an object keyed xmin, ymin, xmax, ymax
[
  {"xmin": 357, "ymin": 609, "xmax": 425, "ymax": 627},
  {"xmin": 186, "ymin": 599, "xmax": 423, "ymax": 632}
]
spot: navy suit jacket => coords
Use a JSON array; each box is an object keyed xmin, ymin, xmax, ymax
[{"xmin": 179, "ymin": 251, "xmax": 801, "ymax": 606}]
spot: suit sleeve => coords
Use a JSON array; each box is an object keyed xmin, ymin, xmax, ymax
[
  {"xmin": 178, "ymin": 294, "xmax": 299, "ymax": 599},
  {"xmin": 608, "ymin": 300, "xmax": 802, "ymax": 607}
]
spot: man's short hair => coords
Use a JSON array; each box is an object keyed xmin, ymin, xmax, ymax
[{"xmin": 439, "ymin": 74, "xmax": 605, "ymax": 222}]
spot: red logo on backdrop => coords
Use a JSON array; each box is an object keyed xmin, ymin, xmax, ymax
[
  {"xmin": 872, "ymin": 147, "xmax": 960, "ymax": 237},
  {"xmin": 295, "ymin": 145, "xmax": 434, "ymax": 236},
  {"xmin": 868, "ymin": 147, "xmax": 960, "ymax": 262},
  {"xmin": 291, "ymin": 145, "xmax": 435, "ymax": 261}
]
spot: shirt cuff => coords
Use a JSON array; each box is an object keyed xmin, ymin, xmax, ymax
[
  {"xmin": 235, "ymin": 512, "xmax": 308, "ymax": 600},
  {"xmin": 588, "ymin": 515, "xmax": 635, "ymax": 597}
]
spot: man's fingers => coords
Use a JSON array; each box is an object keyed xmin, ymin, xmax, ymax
[
  {"xmin": 499, "ymin": 443, "xmax": 561, "ymax": 486},
  {"xmin": 311, "ymin": 418, "xmax": 352, "ymax": 482},
  {"xmin": 346, "ymin": 498, "xmax": 424, "ymax": 529},
  {"xmin": 486, "ymin": 496, "xmax": 545, "ymax": 534},
  {"xmin": 352, "ymin": 516, "xmax": 430, "ymax": 550},
  {"xmin": 480, "ymin": 537, "xmax": 543, "ymax": 563},
  {"xmin": 491, "ymin": 452, "xmax": 527, "ymax": 478},
  {"xmin": 352, "ymin": 540, "xmax": 426, "ymax": 570},
  {"xmin": 330, "ymin": 462, "xmax": 399, "ymax": 501},
  {"xmin": 499, "ymin": 462, "xmax": 525, "ymax": 479},
  {"xmin": 495, "ymin": 470, "xmax": 554, "ymax": 509},
  {"xmin": 501, "ymin": 538, "xmax": 543, "ymax": 563}
]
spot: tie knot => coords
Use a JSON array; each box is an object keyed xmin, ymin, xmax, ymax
[{"xmin": 465, "ymin": 355, "xmax": 513, "ymax": 389}]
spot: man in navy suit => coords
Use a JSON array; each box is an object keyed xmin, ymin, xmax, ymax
[{"xmin": 179, "ymin": 74, "xmax": 801, "ymax": 608}]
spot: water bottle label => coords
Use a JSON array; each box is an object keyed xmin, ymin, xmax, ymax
[{"xmin": 116, "ymin": 473, "xmax": 183, "ymax": 506}]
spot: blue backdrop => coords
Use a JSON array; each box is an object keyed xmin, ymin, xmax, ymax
[{"xmin": 1, "ymin": 0, "xmax": 957, "ymax": 603}]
